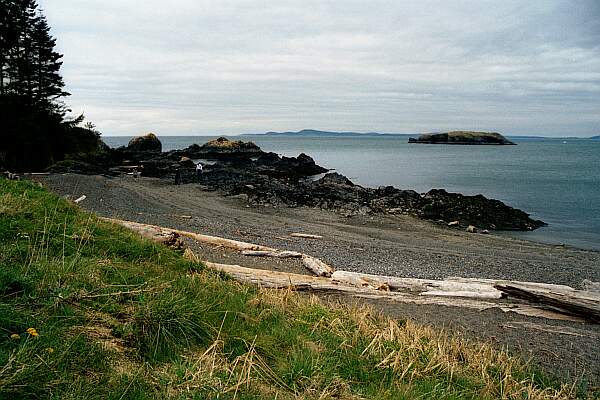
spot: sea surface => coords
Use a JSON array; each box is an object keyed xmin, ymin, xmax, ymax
[{"xmin": 103, "ymin": 135, "xmax": 600, "ymax": 251}]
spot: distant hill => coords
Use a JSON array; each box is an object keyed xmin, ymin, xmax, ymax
[
  {"xmin": 243, "ymin": 129, "xmax": 413, "ymax": 138},
  {"xmin": 409, "ymin": 131, "xmax": 515, "ymax": 145},
  {"xmin": 506, "ymin": 135, "xmax": 548, "ymax": 140},
  {"xmin": 590, "ymin": 135, "xmax": 600, "ymax": 140}
]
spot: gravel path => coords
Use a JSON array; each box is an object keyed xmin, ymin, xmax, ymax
[{"xmin": 36, "ymin": 173, "xmax": 600, "ymax": 386}]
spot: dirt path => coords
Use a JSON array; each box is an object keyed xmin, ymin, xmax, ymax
[{"xmin": 37, "ymin": 173, "xmax": 600, "ymax": 386}]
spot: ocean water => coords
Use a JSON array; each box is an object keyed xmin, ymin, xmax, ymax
[{"xmin": 103, "ymin": 135, "xmax": 600, "ymax": 251}]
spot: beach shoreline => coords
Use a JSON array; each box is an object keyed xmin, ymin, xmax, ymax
[
  {"xmin": 34, "ymin": 173, "xmax": 600, "ymax": 385},
  {"xmin": 37, "ymin": 173, "xmax": 599, "ymax": 286}
]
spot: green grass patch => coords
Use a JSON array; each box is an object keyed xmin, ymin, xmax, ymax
[{"xmin": 0, "ymin": 178, "xmax": 585, "ymax": 399}]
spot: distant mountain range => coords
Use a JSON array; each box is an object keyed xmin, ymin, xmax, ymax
[
  {"xmin": 243, "ymin": 129, "xmax": 414, "ymax": 137},
  {"xmin": 241, "ymin": 129, "xmax": 600, "ymax": 140}
]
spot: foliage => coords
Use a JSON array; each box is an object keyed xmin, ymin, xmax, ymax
[{"xmin": 0, "ymin": 0, "xmax": 101, "ymax": 172}]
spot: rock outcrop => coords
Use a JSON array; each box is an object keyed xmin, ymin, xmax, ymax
[
  {"xmin": 46, "ymin": 133, "xmax": 544, "ymax": 231},
  {"xmin": 195, "ymin": 166, "xmax": 545, "ymax": 230},
  {"xmin": 178, "ymin": 137, "xmax": 263, "ymax": 159},
  {"xmin": 418, "ymin": 189, "xmax": 543, "ymax": 230},
  {"xmin": 127, "ymin": 133, "xmax": 162, "ymax": 152},
  {"xmin": 409, "ymin": 131, "xmax": 515, "ymax": 145}
]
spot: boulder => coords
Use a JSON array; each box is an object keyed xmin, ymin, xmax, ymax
[
  {"xmin": 317, "ymin": 172, "xmax": 354, "ymax": 186},
  {"xmin": 179, "ymin": 156, "xmax": 196, "ymax": 168},
  {"xmin": 127, "ymin": 133, "xmax": 162, "ymax": 152},
  {"xmin": 193, "ymin": 137, "xmax": 263, "ymax": 158},
  {"xmin": 466, "ymin": 225, "xmax": 477, "ymax": 233}
]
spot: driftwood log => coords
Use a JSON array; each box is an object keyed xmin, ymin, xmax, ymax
[
  {"xmin": 495, "ymin": 284, "xmax": 600, "ymax": 323},
  {"xmin": 74, "ymin": 195, "xmax": 87, "ymax": 204},
  {"xmin": 102, "ymin": 217, "xmax": 600, "ymax": 323},
  {"xmin": 101, "ymin": 218, "xmax": 334, "ymax": 277},
  {"xmin": 302, "ymin": 255, "xmax": 334, "ymax": 277},
  {"xmin": 203, "ymin": 262, "xmax": 588, "ymax": 322},
  {"xmin": 331, "ymin": 271, "xmax": 503, "ymax": 299},
  {"xmin": 241, "ymin": 250, "xmax": 303, "ymax": 258},
  {"xmin": 290, "ymin": 233, "xmax": 323, "ymax": 239}
]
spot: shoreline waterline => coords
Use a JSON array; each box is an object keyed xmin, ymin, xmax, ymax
[{"xmin": 102, "ymin": 135, "xmax": 600, "ymax": 251}]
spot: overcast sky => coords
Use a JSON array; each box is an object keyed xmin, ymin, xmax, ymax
[{"xmin": 39, "ymin": 0, "xmax": 600, "ymax": 137}]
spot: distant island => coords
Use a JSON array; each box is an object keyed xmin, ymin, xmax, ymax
[
  {"xmin": 244, "ymin": 129, "xmax": 413, "ymax": 138},
  {"xmin": 409, "ymin": 131, "xmax": 515, "ymax": 145},
  {"xmin": 590, "ymin": 135, "xmax": 600, "ymax": 140}
]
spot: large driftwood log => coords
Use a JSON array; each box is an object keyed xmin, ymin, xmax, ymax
[
  {"xmin": 495, "ymin": 284, "xmax": 600, "ymax": 323},
  {"xmin": 102, "ymin": 218, "xmax": 334, "ymax": 277},
  {"xmin": 331, "ymin": 270, "xmax": 503, "ymax": 299},
  {"xmin": 204, "ymin": 262, "xmax": 583, "ymax": 322},
  {"xmin": 103, "ymin": 218, "xmax": 184, "ymax": 249}
]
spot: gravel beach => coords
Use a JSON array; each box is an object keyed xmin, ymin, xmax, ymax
[{"xmin": 36, "ymin": 173, "xmax": 600, "ymax": 386}]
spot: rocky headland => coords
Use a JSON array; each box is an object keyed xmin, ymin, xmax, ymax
[
  {"xmin": 47, "ymin": 134, "xmax": 544, "ymax": 232},
  {"xmin": 409, "ymin": 131, "xmax": 515, "ymax": 145}
]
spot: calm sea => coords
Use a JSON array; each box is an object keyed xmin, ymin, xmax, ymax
[{"xmin": 103, "ymin": 135, "xmax": 600, "ymax": 251}]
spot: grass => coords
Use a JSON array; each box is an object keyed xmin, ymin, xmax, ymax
[{"xmin": 0, "ymin": 178, "xmax": 590, "ymax": 399}]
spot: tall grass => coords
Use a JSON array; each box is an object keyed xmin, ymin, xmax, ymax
[{"xmin": 0, "ymin": 179, "xmax": 587, "ymax": 399}]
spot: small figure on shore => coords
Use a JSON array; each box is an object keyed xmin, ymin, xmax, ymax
[
  {"xmin": 195, "ymin": 162, "xmax": 203, "ymax": 179},
  {"xmin": 174, "ymin": 168, "xmax": 181, "ymax": 185},
  {"xmin": 132, "ymin": 168, "xmax": 140, "ymax": 180}
]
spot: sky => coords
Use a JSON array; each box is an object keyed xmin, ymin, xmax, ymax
[{"xmin": 39, "ymin": 0, "xmax": 600, "ymax": 137}]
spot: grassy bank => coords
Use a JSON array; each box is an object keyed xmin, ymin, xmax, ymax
[{"xmin": 0, "ymin": 179, "xmax": 582, "ymax": 399}]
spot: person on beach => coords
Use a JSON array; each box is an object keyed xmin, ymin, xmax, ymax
[
  {"xmin": 174, "ymin": 168, "xmax": 181, "ymax": 185},
  {"xmin": 195, "ymin": 162, "xmax": 203, "ymax": 179}
]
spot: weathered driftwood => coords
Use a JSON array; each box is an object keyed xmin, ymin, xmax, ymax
[
  {"xmin": 102, "ymin": 218, "xmax": 334, "ymax": 277},
  {"xmin": 74, "ymin": 195, "xmax": 87, "ymax": 204},
  {"xmin": 446, "ymin": 277, "xmax": 575, "ymax": 292},
  {"xmin": 500, "ymin": 321, "xmax": 592, "ymax": 337},
  {"xmin": 103, "ymin": 218, "xmax": 184, "ymax": 249},
  {"xmin": 302, "ymin": 255, "xmax": 334, "ymax": 277},
  {"xmin": 2, "ymin": 171, "xmax": 20, "ymax": 180},
  {"xmin": 203, "ymin": 262, "xmax": 583, "ymax": 322},
  {"xmin": 582, "ymin": 279, "xmax": 600, "ymax": 294},
  {"xmin": 241, "ymin": 250, "xmax": 303, "ymax": 258},
  {"xmin": 495, "ymin": 284, "xmax": 600, "ymax": 323},
  {"xmin": 290, "ymin": 233, "xmax": 323, "ymax": 239},
  {"xmin": 331, "ymin": 270, "xmax": 503, "ymax": 299}
]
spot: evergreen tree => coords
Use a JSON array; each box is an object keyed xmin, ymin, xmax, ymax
[
  {"xmin": 30, "ymin": 11, "xmax": 69, "ymax": 114},
  {"xmin": 0, "ymin": 0, "xmax": 68, "ymax": 110},
  {"xmin": 0, "ymin": 0, "xmax": 94, "ymax": 172}
]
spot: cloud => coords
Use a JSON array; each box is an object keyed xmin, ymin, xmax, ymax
[{"xmin": 39, "ymin": 0, "xmax": 600, "ymax": 136}]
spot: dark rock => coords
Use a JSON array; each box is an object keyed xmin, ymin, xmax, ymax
[
  {"xmin": 409, "ymin": 131, "xmax": 515, "ymax": 145},
  {"xmin": 317, "ymin": 172, "xmax": 354, "ymax": 186},
  {"xmin": 46, "ymin": 159, "xmax": 116, "ymax": 176},
  {"xmin": 127, "ymin": 133, "xmax": 162, "ymax": 152},
  {"xmin": 419, "ymin": 189, "xmax": 545, "ymax": 231},
  {"xmin": 179, "ymin": 156, "xmax": 196, "ymax": 169},
  {"xmin": 182, "ymin": 137, "xmax": 263, "ymax": 159}
]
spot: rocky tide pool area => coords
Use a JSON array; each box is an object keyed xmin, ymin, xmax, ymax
[{"xmin": 48, "ymin": 133, "xmax": 545, "ymax": 232}]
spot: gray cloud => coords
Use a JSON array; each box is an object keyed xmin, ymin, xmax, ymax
[{"xmin": 39, "ymin": 0, "xmax": 600, "ymax": 136}]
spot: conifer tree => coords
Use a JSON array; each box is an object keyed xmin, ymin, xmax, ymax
[
  {"xmin": 0, "ymin": 0, "xmax": 84, "ymax": 171},
  {"xmin": 0, "ymin": 0, "xmax": 68, "ymax": 112}
]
